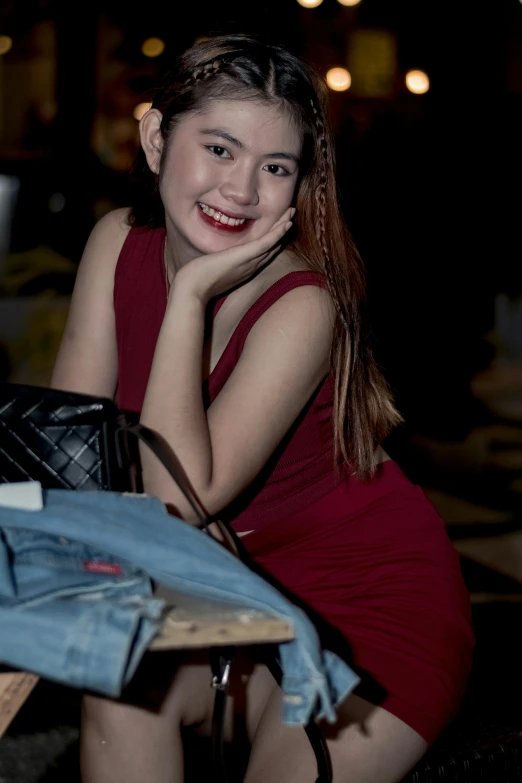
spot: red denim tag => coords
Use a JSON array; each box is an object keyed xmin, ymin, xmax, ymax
[{"xmin": 82, "ymin": 561, "xmax": 122, "ymax": 576}]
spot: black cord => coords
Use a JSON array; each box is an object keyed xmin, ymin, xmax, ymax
[
  {"xmin": 210, "ymin": 648, "xmax": 236, "ymax": 783},
  {"xmin": 305, "ymin": 719, "xmax": 334, "ymax": 783},
  {"xmin": 264, "ymin": 656, "xmax": 333, "ymax": 783}
]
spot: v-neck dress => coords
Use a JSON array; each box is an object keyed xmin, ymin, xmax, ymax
[{"xmin": 113, "ymin": 225, "xmax": 474, "ymax": 745}]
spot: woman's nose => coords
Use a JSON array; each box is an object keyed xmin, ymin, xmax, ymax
[{"xmin": 219, "ymin": 166, "xmax": 259, "ymax": 207}]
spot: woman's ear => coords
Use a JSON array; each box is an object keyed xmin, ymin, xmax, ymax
[{"xmin": 139, "ymin": 109, "xmax": 164, "ymax": 174}]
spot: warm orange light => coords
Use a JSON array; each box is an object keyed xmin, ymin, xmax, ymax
[
  {"xmin": 141, "ymin": 37, "xmax": 165, "ymax": 58},
  {"xmin": 326, "ymin": 67, "xmax": 352, "ymax": 92},
  {"xmin": 405, "ymin": 69, "xmax": 430, "ymax": 95},
  {"xmin": 133, "ymin": 102, "xmax": 152, "ymax": 121},
  {"xmin": 0, "ymin": 35, "xmax": 13, "ymax": 55},
  {"xmin": 337, "ymin": 0, "xmax": 362, "ymax": 6},
  {"xmin": 296, "ymin": 0, "xmax": 324, "ymax": 7}
]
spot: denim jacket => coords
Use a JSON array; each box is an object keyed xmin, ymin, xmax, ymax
[{"xmin": 0, "ymin": 490, "xmax": 359, "ymax": 724}]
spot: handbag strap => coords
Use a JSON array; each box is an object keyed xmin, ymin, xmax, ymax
[
  {"xmin": 118, "ymin": 419, "xmax": 209, "ymax": 527},
  {"xmin": 117, "ymin": 418, "xmax": 245, "ymax": 558}
]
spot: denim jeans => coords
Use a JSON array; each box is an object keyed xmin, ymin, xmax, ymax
[{"xmin": 0, "ymin": 490, "xmax": 359, "ymax": 724}]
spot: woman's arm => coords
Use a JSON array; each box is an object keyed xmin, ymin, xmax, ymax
[
  {"xmin": 50, "ymin": 208, "xmax": 130, "ymax": 397},
  {"xmin": 140, "ymin": 277, "xmax": 335, "ymax": 523}
]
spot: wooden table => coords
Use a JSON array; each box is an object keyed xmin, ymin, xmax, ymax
[{"xmin": 0, "ymin": 587, "xmax": 295, "ymax": 738}]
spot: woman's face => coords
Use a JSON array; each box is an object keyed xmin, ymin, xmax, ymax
[{"xmin": 155, "ymin": 99, "xmax": 302, "ymax": 264}]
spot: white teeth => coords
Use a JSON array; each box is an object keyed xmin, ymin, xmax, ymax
[
  {"xmin": 198, "ymin": 203, "xmax": 247, "ymax": 226},
  {"xmin": 199, "ymin": 203, "xmax": 214, "ymax": 217}
]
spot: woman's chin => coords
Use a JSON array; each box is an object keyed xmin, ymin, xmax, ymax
[{"xmin": 190, "ymin": 233, "xmax": 249, "ymax": 255}]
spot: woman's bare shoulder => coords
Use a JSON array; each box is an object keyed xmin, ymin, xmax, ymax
[
  {"xmin": 78, "ymin": 208, "xmax": 132, "ymax": 278},
  {"xmin": 50, "ymin": 209, "xmax": 132, "ymax": 395},
  {"xmin": 278, "ymin": 248, "xmax": 314, "ymax": 274},
  {"xmin": 257, "ymin": 249, "xmax": 323, "ymax": 291},
  {"xmin": 88, "ymin": 207, "xmax": 132, "ymax": 249}
]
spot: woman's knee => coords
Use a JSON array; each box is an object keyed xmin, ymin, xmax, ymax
[
  {"xmin": 82, "ymin": 652, "xmax": 215, "ymax": 734},
  {"xmin": 245, "ymin": 691, "xmax": 428, "ymax": 783}
]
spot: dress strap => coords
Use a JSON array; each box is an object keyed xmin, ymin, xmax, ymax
[
  {"xmin": 234, "ymin": 271, "xmax": 327, "ymax": 355},
  {"xmin": 212, "ymin": 271, "xmax": 326, "ymax": 376},
  {"xmin": 205, "ymin": 271, "xmax": 327, "ymax": 402},
  {"xmin": 212, "ymin": 294, "xmax": 228, "ymax": 320}
]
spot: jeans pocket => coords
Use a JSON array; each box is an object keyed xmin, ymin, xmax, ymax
[{"xmin": 1, "ymin": 526, "xmax": 149, "ymax": 604}]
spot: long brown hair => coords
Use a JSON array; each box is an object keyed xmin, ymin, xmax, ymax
[{"xmin": 129, "ymin": 34, "xmax": 402, "ymax": 478}]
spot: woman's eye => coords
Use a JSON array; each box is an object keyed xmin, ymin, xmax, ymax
[
  {"xmin": 207, "ymin": 145, "xmax": 231, "ymax": 159},
  {"xmin": 265, "ymin": 164, "xmax": 290, "ymax": 177}
]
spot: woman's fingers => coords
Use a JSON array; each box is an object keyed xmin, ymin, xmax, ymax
[
  {"xmin": 236, "ymin": 207, "xmax": 294, "ymax": 258},
  {"xmin": 196, "ymin": 206, "xmax": 294, "ymax": 285},
  {"xmin": 270, "ymin": 206, "xmax": 295, "ymax": 234},
  {"xmin": 174, "ymin": 206, "xmax": 295, "ymax": 300}
]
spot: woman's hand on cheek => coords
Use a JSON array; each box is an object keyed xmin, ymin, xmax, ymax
[{"xmin": 172, "ymin": 207, "xmax": 295, "ymax": 304}]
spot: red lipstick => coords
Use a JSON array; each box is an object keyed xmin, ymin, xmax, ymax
[{"xmin": 197, "ymin": 204, "xmax": 253, "ymax": 234}]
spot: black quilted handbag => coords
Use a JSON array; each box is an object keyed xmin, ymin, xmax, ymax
[
  {"xmin": 0, "ymin": 383, "xmax": 136, "ymax": 492},
  {"xmin": 0, "ymin": 382, "xmax": 209, "ymax": 524}
]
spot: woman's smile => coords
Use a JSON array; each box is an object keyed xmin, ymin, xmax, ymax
[{"xmin": 196, "ymin": 202, "xmax": 255, "ymax": 234}]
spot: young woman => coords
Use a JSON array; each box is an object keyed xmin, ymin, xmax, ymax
[{"xmin": 51, "ymin": 34, "xmax": 474, "ymax": 783}]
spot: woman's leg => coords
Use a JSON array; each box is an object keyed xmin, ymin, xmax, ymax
[
  {"xmin": 80, "ymin": 651, "xmax": 218, "ymax": 783},
  {"xmin": 79, "ymin": 649, "xmax": 276, "ymax": 783},
  {"xmin": 80, "ymin": 647, "xmax": 427, "ymax": 783},
  {"xmin": 245, "ymin": 675, "xmax": 428, "ymax": 783}
]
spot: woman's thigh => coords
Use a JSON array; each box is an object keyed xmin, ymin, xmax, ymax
[
  {"xmin": 82, "ymin": 648, "xmax": 278, "ymax": 742},
  {"xmin": 81, "ymin": 650, "xmax": 223, "ymax": 783},
  {"xmin": 83, "ymin": 650, "xmax": 214, "ymax": 726},
  {"xmin": 245, "ymin": 688, "xmax": 428, "ymax": 783}
]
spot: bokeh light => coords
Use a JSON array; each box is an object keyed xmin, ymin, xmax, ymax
[
  {"xmin": 141, "ymin": 37, "xmax": 165, "ymax": 58},
  {"xmin": 326, "ymin": 67, "xmax": 352, "ymax": 92},
  {"xmin": 48, "ymin": 193, "xmax": 66, "ymax": 214},
  {"xmin": 0, "ymin": 35, "xmax": 13, "ymax": 55},
  {"xmin": 405, "ymin": 69, "xmax": 430, "ymax": 95},
  {"xmin": 296, "ymin": 0, "xmax": 324, "ymax": 8},
  {"xmin": 337, "ymin": 0, "xmax": 362, "ymax": 6},
  {"xmin": 133, "ymin": 102, "xmax": 152, "ymax": 121}
]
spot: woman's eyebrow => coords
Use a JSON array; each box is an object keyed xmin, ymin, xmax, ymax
[
  {"xmin": 199, "ymin": 128, "xmax": 244, "ymax": 148},
  {"xmin": 199, "ymin": 128, "xmax": 300, "ymax": 164},
  {"xmin": 263, "ymin": 151, "xmax": 300, "ymax": 164}
]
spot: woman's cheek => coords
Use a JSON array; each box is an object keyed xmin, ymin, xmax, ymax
[
  {"xmin": 275, "ymin": 178, "xmax": 298, "ymax": 210},
  {"xmin": 190, "ymin": 160, "xmax": 216, "ymax": 189}
]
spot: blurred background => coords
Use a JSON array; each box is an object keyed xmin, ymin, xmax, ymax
[{"xmin": 1, "ymin": 0, "xmax": 522, "ymax": 780}]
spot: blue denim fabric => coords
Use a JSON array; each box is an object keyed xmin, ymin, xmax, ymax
[
  {"xmin": 0, "ymin": 490, "xmax": 359, "ymax": 724},
  {"xmin": 0, "ymin": 525, "xmax": 165, "ymax": 695}
]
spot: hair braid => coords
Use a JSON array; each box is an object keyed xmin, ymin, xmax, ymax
[
  {"xmin": 310, "ymin": 101, "xmax": 350, "ymax": 333},
  {"xmin": 184, "ymin": 57, "xmax": 227, "ymax": 88}
]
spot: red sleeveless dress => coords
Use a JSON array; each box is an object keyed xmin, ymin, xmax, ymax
[{"xmin": 114, "ymin": 226, "xmax": 474, "ymax": 745}]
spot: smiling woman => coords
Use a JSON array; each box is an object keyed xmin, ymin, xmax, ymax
[{"xmin": 50, "ymin": 34, "xmax": 474, "ymax": 783}]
